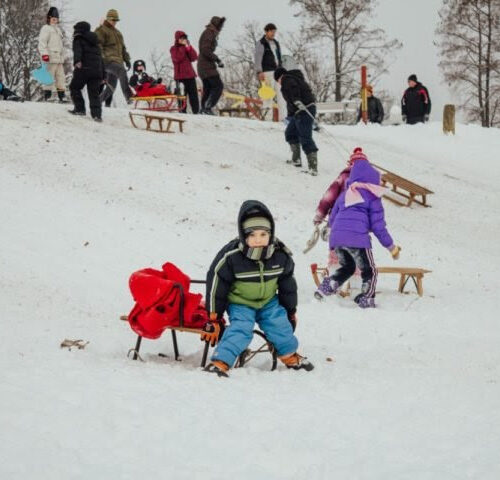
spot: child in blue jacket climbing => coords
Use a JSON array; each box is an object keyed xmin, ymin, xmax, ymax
[{"xmin": 203, "ymin": 200, "xmax": 314, "ymax": 377}]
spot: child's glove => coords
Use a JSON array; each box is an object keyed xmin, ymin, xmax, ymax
[
  {"xmin": 125, "ymin": 60, "xmax": 131, "ymax": 71},
  {"xmin": 294, "ymin": 100, "xmax": 306, "ymax": 111},
  {"xmin": 216, "ymin": 60, "xmax": 224, "ymax": 68},
  {"xmin": 200, "ymin": 315, "xmax": 222, "ymax": 347},
  {"xmin": 42, "ymin": 55, "xmax": 50, "ymax": 62},
  {"xmin": 388, "ymin": 245, "xmax": 401, "ymax": 260},
  {"xmin": 74, "ymin": 61, "xmax": 82, "ymax": 69},
  {"xmin": 288, "ymin": 313, "xmax": 297, "ymax": 332}
]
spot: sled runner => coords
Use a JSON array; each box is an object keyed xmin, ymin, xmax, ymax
[
  {"xmin": 131, "ymin": 94, "xmax": 187, "ymax": 112},
  {"xmin": 123, "ymin": 263, "xmax": 278, "ymax": 371},
  {"xmin": 129, "ymin": 111, "xmax": 186, "ymax": 133},
  {"xmin": 311, "ymin": 263, "xmax": 431, "ymax": 297},
  {"xmin": 372, "ymin": 163, "xmax": 434, "ymax": 207}
]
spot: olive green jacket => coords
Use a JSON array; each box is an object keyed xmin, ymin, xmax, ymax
[{"xmin": 95, "ymin": 21, "xmax": 130, "ymax": 65}]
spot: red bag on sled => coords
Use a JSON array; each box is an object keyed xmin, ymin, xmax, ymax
[
  {"xmin": 134, "ymin": 82, "xmax": 169, "ymax": 97},
  {"xmin": 127, "ymin": 262, "xmax": 207, "ymax": 339}
]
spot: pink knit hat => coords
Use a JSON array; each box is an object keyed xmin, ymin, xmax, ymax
[{"xmin": 349, "ymin": 147, "xmax": 368, "ymax": 164}]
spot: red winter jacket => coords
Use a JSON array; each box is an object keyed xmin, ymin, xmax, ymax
[
  {"xmin": 314, "ymin": 166, "xmax": 351, "ymax": 224},
  {"xmin": 127, "ymin": 262, "xmax": 207, "ymax": 339},
  {"xmin": 170, "ymin": 31, "xmax": 198, "ymax": 80}
]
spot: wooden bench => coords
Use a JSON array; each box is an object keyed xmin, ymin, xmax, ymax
[
  {"xmin": 131, "ymin": 95, "xmax": 186, "ymax": 112},
  {"xmin": 311, "ymin": 264, "xmax": 431, "ymax": 297},
  {"xmin": 316, "ymin": 100, "xmax": 358, "ymax": 123},
  {"xmin": 129, "ymin": 111, "xmax": 186, "ymax": 133},
  {"xmin": 219, "ymin": 107, "xmax": 252, "ymax": 118},
  {"xmin": 372, "ymin": 163, "xmax": 433, "ymax": 207}
]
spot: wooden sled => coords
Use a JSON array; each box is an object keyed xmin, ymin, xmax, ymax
[
  {"xmin": 121, "ymin": 279, "xmax": 278, "ymax": 371},
  {"xmin": 131, "ymin": 95, "xmax": 187, "ymax": 112},
  {"xmin": 372, "ymin": 163, "xmax": 434, "ymax": 207},
  {"xmin": 311, "ymin": 263, "xmax": 431, "ymax": 297},
  {"xmin": 129, "ymin": 111, "xmax": 186, "ymax": 133},
  {"xmin": 221, "ymin": 91, "xmax": 271, "ymax": 121}
]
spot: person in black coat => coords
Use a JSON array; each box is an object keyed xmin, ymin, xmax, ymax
[
  {"xmin": 401, "ymin": 74, "xmax": 431, "ymax": 124},
  {"xmin": 69, "ymin": 21, "xmax": 105, "ymax": 121},
  {"xmin": 275, "ymin": 67, "xmax": 318, "ymax": 176},
  {"xmin": 357, "ymin": 85, "xmax": 384, "ymax": 124}
]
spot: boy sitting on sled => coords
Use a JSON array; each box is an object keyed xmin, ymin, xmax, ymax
[
  {"xmin": 203, "ymin": 200, "xmax": 314, "ymax": 377},
  {"xmin": 129, "ymin": 59, "xmax": 168, "ymax": 97}
]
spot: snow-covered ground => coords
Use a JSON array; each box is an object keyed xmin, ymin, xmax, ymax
[{"xmin": 1, "ymin": 101, "xmax": 499, "ymax": 479}]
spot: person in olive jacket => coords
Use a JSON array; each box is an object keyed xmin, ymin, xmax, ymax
[
  {"xmin": 197, "ymin": 16, "xmax": 226, "ymax": 115},
  {"xmin": 357, "ymin": 85, "xmax": 384, "ymax": 124},
  {"xmin": 68, "ymin": 21, "xmax": 104, "ymax": 121},
  {"xmin": 95, "ymin": 9, "xmax": 133, "ymax": 104}
]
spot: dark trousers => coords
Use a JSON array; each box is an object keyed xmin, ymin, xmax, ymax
[
  {"xmin": 406, "ymin": 116, "xmax": 425, "ymax": 125},
  {"xmin": 331, "ymin": 247, "xmax": 378, "ymax": 298},
  {"xmin": 201, "ymin": 75, "xmax": 223, "ymax": 110},
  {"xmin": 69, "ymin": 69, "xmax": 102, "ymax": 118},
  {"xmin": 100, "ymin": 62, "xmax": 131, "ymax": 103},
  {"xmin": 285, "ymin": 105, "xmax": 318, "ymax": 154},
  {"xmin": 179, "ymin": 78, "xmax": 200, "ymax": 114}
]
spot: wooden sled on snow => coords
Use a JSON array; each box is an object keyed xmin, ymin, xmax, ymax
[
  {"xmin": 121, "ymin": 279, "xmax": 279, "ymax": 371},
  {"xmin": 311, "ymin": 263, "xmax": 431, "ymax": 297},
  {"xmin": 129, "ymin": 110, "xmax": 186, "ymax": 133},
  {"xmin": 131, "ymin": 94, "xmax": 187, "ymax": 112}
]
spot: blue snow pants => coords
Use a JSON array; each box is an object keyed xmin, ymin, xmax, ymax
[
  {"xmin": 211, "ymin": 296, "xmax": 299, "ymax": 367},
  {"xmin": 285, "ymin": 105, "xmax": 318, "ymax": 155}
]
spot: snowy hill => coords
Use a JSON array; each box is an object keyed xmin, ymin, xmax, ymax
[{"xmin": 1, "ymin": 101, "xmax": 499, "ymax": 479}]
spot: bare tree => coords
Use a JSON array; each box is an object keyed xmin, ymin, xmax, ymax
[
  {"xmin": 436, "ymin": 0, "xmax": 500, "ymax": 127},
  {"xmin": 0, "ymin": 0, "xmax": 49, "ymax": 99},
  {"xmin": 289, "ymin": 0, "xmax": 402, "ymax": 101},
  {"xmin": 219, "ymin": 20, "xmax": 261, "ymax": 97}
]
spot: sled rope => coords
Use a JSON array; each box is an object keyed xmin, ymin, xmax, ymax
[{"xmin": 303, "ymin": 226, "xmax": 320, "ymax": 254}]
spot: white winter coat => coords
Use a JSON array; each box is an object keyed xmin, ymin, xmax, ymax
[{"xmin": 38, "ymin": 24, "xmax": 65, "ymax": 64}]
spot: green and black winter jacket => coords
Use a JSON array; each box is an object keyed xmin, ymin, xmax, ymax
[{"xmin": 206, "ymin": 200, "xmax": 298, "ymax": 319}]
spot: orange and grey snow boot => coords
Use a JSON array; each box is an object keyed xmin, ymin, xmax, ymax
[
  {"xmin": 204, "ymin": 360, "xmax": 229, "ymax": 378},
  {"xmin": 280, "ymin": 353, "xmax": 314, "ymax": 371}
]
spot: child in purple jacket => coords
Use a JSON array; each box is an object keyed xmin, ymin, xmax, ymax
[{"xmin": 314, "ymin": 148, "xmax": 400, "ymax": 308}]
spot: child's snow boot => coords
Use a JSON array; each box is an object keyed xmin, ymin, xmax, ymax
[
  {"xmin": 57, "ymin": 90, "xmax": 69, "ymax": 103},
  {"xmin": 280, "ymin": 353, "xmax": 314, "ymax": 371},
  {"xmin": 354, "ymin": 294, "xmax": 376, "ymax": 309},
  {"xmin": 287, "ymin": 143, "xmax": 302, "ymax": 167},
  {"xmin": 43, "ymin": 90, "xmax": 52, "ymax": 101},
  {"xmin": 314, "ymin": 276, "xmax": 339, "ymax": 300},
  {"xmin": 204, "ymin": 360, "xmax": 229, "ymax": 377}
]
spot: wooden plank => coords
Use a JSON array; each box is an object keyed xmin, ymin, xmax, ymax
[{"xmin": 377, "ymin": 267, "xmax": 432, "ymax": 274}]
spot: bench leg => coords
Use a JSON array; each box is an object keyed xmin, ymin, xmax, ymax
[{"xmin": 171, "ymin": 330, "xmax": 180, "ymax": 361}]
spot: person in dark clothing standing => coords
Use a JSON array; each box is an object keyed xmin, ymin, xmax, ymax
[
  {"xmin": 197, "ymin": 16, "xmax": 225, "ymax": 115},
  {"xmin": 401, "ymin": 74, "xmax": 431, "ymax": 124},
  {"xmin": 357, "ymin": 85, "xmax": 384, "ymax": 124},
  {"xmin": 69, "ymin": 21, "xmax": 104, "ymax": 121},
  {"xmin": 170, "ymin": 31, "xmax": 200, "ymax": 114},
  {"xmin": 274, "ymin": 67, "xmax": 318, "ymax": 176},
  {"xmin": 254, "ymin": 23, "xmax": 286, "ymax": 120}
]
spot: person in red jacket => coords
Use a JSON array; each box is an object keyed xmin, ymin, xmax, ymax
[{"xmin": 170, "ymin": 31, "xmax": 200, "ymax": 114}]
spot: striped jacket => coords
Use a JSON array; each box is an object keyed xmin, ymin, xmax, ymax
[{"xmin": 206, "ymin": 239, "xmax": 297, "ymax": 319}]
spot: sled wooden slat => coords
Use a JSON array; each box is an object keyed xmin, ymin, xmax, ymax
[
  {"xmin": 219, "ymin": 107, "xmax": 252, "ymax": 118},
  {"xmin": 129, "ymin": 112, "xmax": 185, "ymax": 133},
  {"xmin": 131, "ymin": 95, "xmax": 186, "ymax": 112},
  {"xmin": 372, "ymin": 163, "xmax": 434, "ymax": 207},
  {"xmin": 311, "ymin": 264, "xmax": 431, "ymax": 297}
]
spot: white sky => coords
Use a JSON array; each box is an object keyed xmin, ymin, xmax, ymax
[{"xmin": 61, "ymin": 0, "xmax": 452, "ymax": 117}]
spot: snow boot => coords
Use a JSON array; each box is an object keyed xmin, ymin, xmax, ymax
[
  {"xmin": 354, "ymin": 294, "xmax": 376, "ymax": 309},
  {"xmin": 314, "ymin": 276, "xmax": 339, "ymax": 300},
  {"xmin": 57, "ymin": 90, "xmax": 69, "ymax": 103},
  {"xmin": 305, "ymin": 151, "xmax": 318, "ymax": 176},
  {"xmin": 92, "ymin": 116, "xmax": 102, "ymax": 123},
  {"xmin": 68, "ymin": 109, "xmax": 85, "ymax": 116},
  {"xmin": 287, "ymin": 143, "xmax": 302, "ymax": 167},
  {"xmin": 204, "ymin": 360, "xmax": 229, "ymax": 377},
  {"xmin": 43, "ymin": 90, "xmax": 52, "ymax": 101},
  {"xmin": 280, "ymin": 353, "xmax": 314, "ymax": 371}
]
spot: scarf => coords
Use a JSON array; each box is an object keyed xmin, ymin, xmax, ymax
[{"xmin": 345, "ymin": 182, "xmax": 386, "ymax": 207}]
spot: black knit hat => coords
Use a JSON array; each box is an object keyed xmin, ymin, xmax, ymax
[
  {"xmin": 408, "ymin": 74, "xmax": 418, "ymax": 82},
  {"xmin": 47, "ymin": 7, "xmax": 59, "ymax": 19},
  {"xmin": 264, "ymin": 23, "xmax": 277, "ymax": 31},
  {"xmin": 133, "ymin": 59, "xmax": 146, "ymax": 73},
  {"xmin": 274, "ymin": 67, "xmax": 287, "ymax": 82}
]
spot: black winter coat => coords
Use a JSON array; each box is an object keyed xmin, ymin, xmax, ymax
[
  {"xmin": 357, "ymin": 96, "xmax": 384, "ymax": 123},
  {"xmin": 401, "ymin": 82, "xmax": 431, "ymax": 121},
  {"xmin": 280, "ymin": 69, "xmax": 316, "ymax": 116},
  {"xmin": 72, "ymin": 22, "xmax": 104, "ymax": 78},
  {"xmin": 197, "ymin": 17, "xmax": 225, "ymax": 80}
]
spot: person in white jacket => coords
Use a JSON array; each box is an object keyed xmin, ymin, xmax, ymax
[{"xmin": 38, "ymin": 7, "xmax": 67, "ymax": 102}]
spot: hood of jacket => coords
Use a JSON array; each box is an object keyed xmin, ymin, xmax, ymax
[
  {"xmin": 175, "ymin": 30, "xmax": 187, "ymax": 43},
  {"xmin": 73, "ymin": 22, "xmax": 98, "ymax": 45},
  {"xmin": 237, "ymin": 200, "xmax": 275, "ymax": 244},
  {"xmin": 284, "ymin": 69, "xmax": 305, "ymax": 81},
  {"xmin": 207, "ymin": 16, "xmax": 226, "ymax": 31},
  {"xmin": 346, "ymin": 159, "xmax": 380, "ymax": 187}
]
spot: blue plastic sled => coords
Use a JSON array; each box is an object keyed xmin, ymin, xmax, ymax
[{"xmin": 31, "ymin": 64, "xmax": 54, "ymax": 86}]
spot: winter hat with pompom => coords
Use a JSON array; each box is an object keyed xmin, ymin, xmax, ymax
[{"xmin": 349, "ymin": 147, "xmax": 368, "ymax": 165}]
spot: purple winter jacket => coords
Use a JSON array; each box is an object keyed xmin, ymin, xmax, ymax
[{"xmin": 329, "ymin": 159, "xmax": 393, "ymax": 249}]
